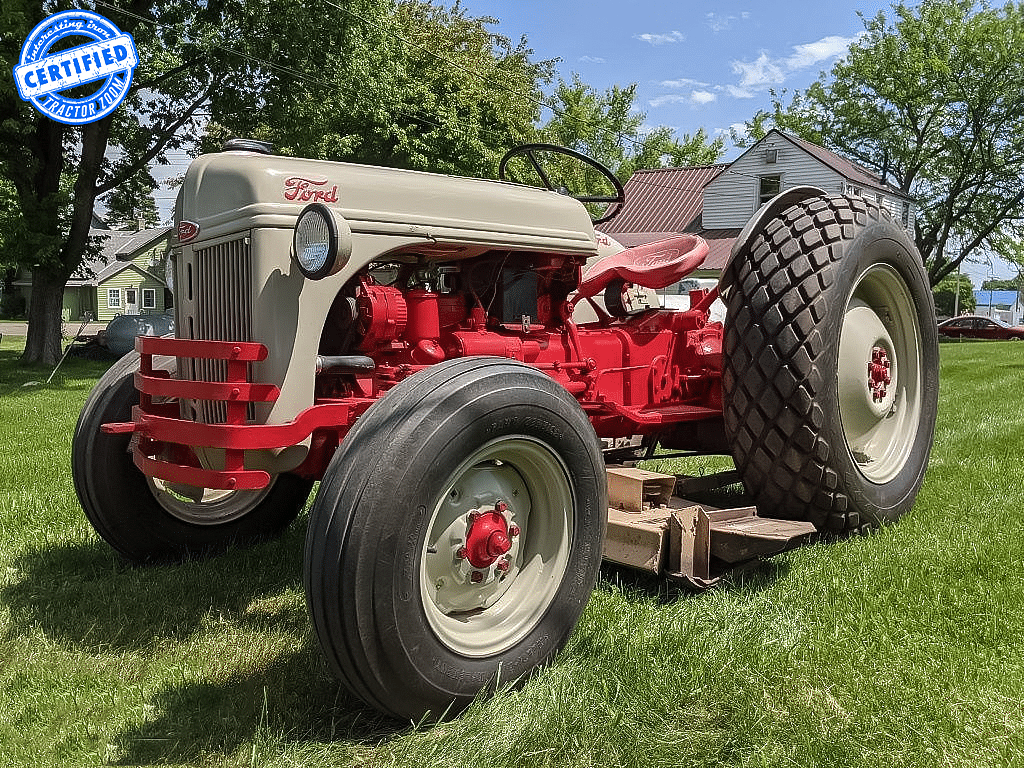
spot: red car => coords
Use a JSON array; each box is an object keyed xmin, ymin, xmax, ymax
[{"xmin": 938, "ymin": 315, "xmax": 1024, "ymax": 340}]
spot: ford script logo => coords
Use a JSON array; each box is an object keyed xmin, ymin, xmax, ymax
[
  {"xmin": 177, "ymin": 220, "xmax": 199, "ymax": 243},
  {"xmin": 284, "ymin": 176, "xmax": 339, "ymax": 203}
]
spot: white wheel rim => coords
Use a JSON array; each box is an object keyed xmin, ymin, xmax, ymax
[
  {"xmin": 146, "ymin": 478, "xmax": 274, "ymax": 525},
  {"xmin": 838, "ymin": 262, "xmax": 923, "ymax": 483},
  {"xmin": 420, "ymin": 436, "xmax": 573, "ymax": 657}
]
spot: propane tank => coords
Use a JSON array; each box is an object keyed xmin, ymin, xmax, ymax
[{"xmin": 104, "ymin": 313, "xmax": 175, "ymax": 356}]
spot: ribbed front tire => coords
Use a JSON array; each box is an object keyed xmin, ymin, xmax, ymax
[{"xmin": 304, "ymin": 357, "xmax": 607, "ymax": 720}]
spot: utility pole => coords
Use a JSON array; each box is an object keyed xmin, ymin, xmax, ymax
[{"xmin": 953, "ymin": 264, "xmax": 961, "ymax": 317}]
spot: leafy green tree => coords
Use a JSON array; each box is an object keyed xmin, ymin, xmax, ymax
[
  {"xmin": 3, "ymin": 0, "xmax": 415, "ymax": 366},
  {"xmin": 1, "ymin": 0, "xmax": 306, "ymax": 364},
  {"xmin": 980, "ymin": 278, "xmax": 1021, "ymax": 292},
  {"xmin": 932, "ymin": 273, "xmax": 976, "ymax": 317},
  {"xmin": 742, "ymin": 0, "xmax": 1024, "ymax": 286},
  {"xmin": 101, "ymin": 170, "xmax": 160, "ymax": 230},
  {"xmin": 213, "ymin": 1, "xmax": 553, "ymax": 179},
  {"xmin": 539, "ymin": 76, "xmax": 725, "ymax": 181}
]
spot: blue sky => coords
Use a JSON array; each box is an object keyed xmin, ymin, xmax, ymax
[
  {"xmin": 437, "ymin": 0, "xmax": 1018, "ymax": 283},
  {"xmin": 456, "ymin": 0, "xmax": 892, "ymax": 159}
]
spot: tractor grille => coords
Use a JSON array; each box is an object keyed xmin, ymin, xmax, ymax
[{"xmin": 177, "ymin": 235, "xmax": 255, "ymax": 423}]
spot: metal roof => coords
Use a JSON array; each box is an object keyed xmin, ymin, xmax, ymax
[
  {"xmin": 699, "ymin": 228, "xmax": 741, "ymax": 271},
  {"xmin": 600, "ymin": 164, "xmax": 729, "ymax": 236}
]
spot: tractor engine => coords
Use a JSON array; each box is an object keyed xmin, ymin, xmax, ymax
[{"xmin": 318, "ymin": 253, "xmax": 724, "ymax": 441}]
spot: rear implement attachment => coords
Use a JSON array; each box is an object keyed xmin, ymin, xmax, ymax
[{"xmin": 603, "ymin": 467, "xmax": 818, "ymax": 588}]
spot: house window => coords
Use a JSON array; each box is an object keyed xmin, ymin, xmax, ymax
[
  {"xmin": 758, "ymin": 175, "xmax": 781, "ymax": 206},
  {"xmin": 142, "ymin": 288, "xmax": 157, "ymax": 309},
  {"xmin": 125, "ymin": 288, "xmax": 137, "ymax": 307},
  {"xmin": 107, "ymin": 288, "xmax": 120, "ymax": 308}
]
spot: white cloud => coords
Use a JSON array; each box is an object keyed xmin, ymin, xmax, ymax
[
  {"xmin": 649, "ymin": 94, "xmax": 689, "ymax": 108},
  {"xmin": 635, "ymin": 30, "xmax": 685, "ymax": 45},
  {"xmin": 732, "ymin": 52, "xmax": 786, "ymax": 89},
  {"xmin": 659, "ymin": 77, "xmax": 710, "ymax": 89},
  {"xmin": 725, "ymin": 84, "xmax": 756, "ymax": 99},
  {"xmin": 578, "ymin": 55, "xmax": 606, "ymax": 64},
  {"xmin": 725, "ymin": 33, "xmax": 860, "ymax": 97},
  {"xmin": 706, "ymin": 11, "xmax": 751, "ymax": 33},
  {"xmin": 784, "ymin": 34, "xmax": 863, "ymax": 69},
  {"xmin": 649, "ymin": 90, "xmax": 717, "ymax": 108}
]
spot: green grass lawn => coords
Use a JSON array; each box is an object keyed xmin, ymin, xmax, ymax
[{"xmin": 2, "ymin": 335, "xmax": 1023, "ymax": 767}]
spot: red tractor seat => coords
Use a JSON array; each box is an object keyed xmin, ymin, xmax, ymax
[{"xmin": 577, "ymin": 234, "xmax": 710, "ymax": 298}]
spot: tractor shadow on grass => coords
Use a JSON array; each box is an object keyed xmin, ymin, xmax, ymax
[
  {"xmin": 106, "ymin": 651, "xmax": 405, "ymax": 765},
  {"xmin": 2, "ymin": 523, "xmax": 310, "ymax": 650},
  {"xmin": 3, "ymin": 521, "xmax": 407, "ymax": 762}
]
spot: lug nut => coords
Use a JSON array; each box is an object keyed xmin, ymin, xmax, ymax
[
  {"xmin": 456, "ymin": 546, "xmax": 468, "ymax": 560},
  {"xmin": 495, "ymin": 501, "xmax": 509, "ymax": 513},
  {"xmin": 495, "ymin": 558, "xmax": 511, "ymax": 573},
  {"xmin": 470, "ymin": 570, "xmax": 484, "ymax": 583},
  {"xmin": 508, "ymin": 525, "xmax": 520, "ymax": 538}
]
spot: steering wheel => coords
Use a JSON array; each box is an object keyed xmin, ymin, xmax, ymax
[{"xmin": 498, "ymin": 143, "xmax": 625, "ymax": 225}]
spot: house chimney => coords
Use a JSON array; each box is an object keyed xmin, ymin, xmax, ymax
[{"xmin": 136, "ymin": 217, "xmax": 144, "ymax": 231}]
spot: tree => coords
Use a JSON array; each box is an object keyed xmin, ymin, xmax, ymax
[
  {"xmin": 2, "ymin": 0, "xmax": 424, "ymax": 365},
  {"xmin": 101, "ymin": 170, "xmax": 159, "ymax": 230},
  {"xmin": 932, "ymin": 273, "xmax": 975, "ymax": 316},
  {"xmin": 743, "ymin": 0, "xmax": 1024, "ymax": 286},
  {"xmin": 211, "ymin": 1, "xmax": 553, "ymax": 179},
  {"xmin": 1, "ymin": 2, "xmax": 255, "ymax": 363},
  {"xmin": 980, "ymin": 278, "xmax": 1021, "ymax": 292},
  {"xmin": 539, "ymin": 76, "xmax": 725, "ymax": 181}
]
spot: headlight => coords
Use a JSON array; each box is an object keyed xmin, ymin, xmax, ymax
[{"xmin": 293, "ymin": 202, "xmax": 351, "ymax": 279}]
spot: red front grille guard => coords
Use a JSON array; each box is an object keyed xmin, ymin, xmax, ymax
[{"xmin": 101, "ymin": 336, "xmax": 366, "ymax": 491}]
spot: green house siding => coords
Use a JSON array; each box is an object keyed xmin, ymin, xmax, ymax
[
  {"xmin": 97, "ymin": 265, "xmax": 166, "ymax": 322},
  {"xmin": 15, "ymin": 227, "xmax": 170, "ymax": 322}
]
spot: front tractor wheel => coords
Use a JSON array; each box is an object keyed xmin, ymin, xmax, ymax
[
  {"xmin": 304, "ymin": 357, "xmax": 607, "ymax": 720},
  {"xmin": 721, "ymin": 195, "xmax": 939, "ymax": 532},
  {"xmin": 72, "ymin": 352, "xmax": 313, "ymax": 562}
]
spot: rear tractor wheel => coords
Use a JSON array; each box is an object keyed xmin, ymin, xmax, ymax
[{"xmin": 721, "ymin": 194, "xmax": 939, "ymax": 532}]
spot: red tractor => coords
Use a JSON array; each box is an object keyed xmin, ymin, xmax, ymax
[{"xmin": 73, "ymin": 142, "xmax": 939, "ymax": 720}]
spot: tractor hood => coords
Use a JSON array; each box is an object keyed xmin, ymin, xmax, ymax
[{"xmin": 176, "ymin": 150, "xmax": 599, "ymax": 258}]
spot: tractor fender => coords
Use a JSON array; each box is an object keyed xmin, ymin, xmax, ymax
[{"xmin": 720, "ymin": 185, "xmax": 827, "ymax": 292}]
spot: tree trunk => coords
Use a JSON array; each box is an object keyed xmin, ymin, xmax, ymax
[{"xmin": 22, "ymin": 269, "xmax": 66, "ymax": 367}]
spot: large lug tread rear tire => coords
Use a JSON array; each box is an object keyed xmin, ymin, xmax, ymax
[
  {"xmin": 304, "ymin": 356, "xmax": 607, "ymax": 721},
  {"xmin": 720, "ymin": 195, "xmax": 939, "ymax": 532},
  {"xmin": 72, "ymin": 353, "xmax": 313, "ymax": 562}
]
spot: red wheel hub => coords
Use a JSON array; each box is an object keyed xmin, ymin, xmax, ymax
[
  {"xmin": 868, "ymin": 346, "xmax": 892, "ymax": 402},
  {"xmin": 463, "ymin": 510, "xmax": 512, "ymax": 568}
]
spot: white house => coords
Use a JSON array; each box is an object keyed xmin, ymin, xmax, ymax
[
  {"xmin": 600, "ymin": 129, "xmax": 917, "ymax": 279},
  {"xmin": 701, "ymin": 129, "xmax": 915, "ymax": 231}
]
